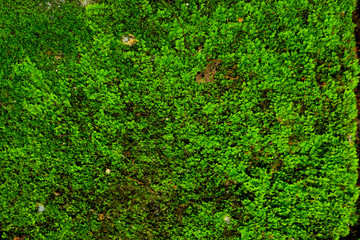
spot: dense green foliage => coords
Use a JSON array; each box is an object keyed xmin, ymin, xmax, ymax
[{"xmin": 1, "ymin": 0, "xmax": 360, "ymax": 239}]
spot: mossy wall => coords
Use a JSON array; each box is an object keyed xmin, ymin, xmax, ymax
[{"xmin": 1, "ymin": 0, "xmax": 360, "ymax": 239}]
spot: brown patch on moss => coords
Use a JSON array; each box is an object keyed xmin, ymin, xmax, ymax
[{"xmin": 196, "ymin": 58, "xmax": 222, "ymax": 84}]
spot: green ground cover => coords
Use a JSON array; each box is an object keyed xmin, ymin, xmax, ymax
[{"xmin": 1, "ymin": 0, "xmax": 360, "ymax": 239}]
